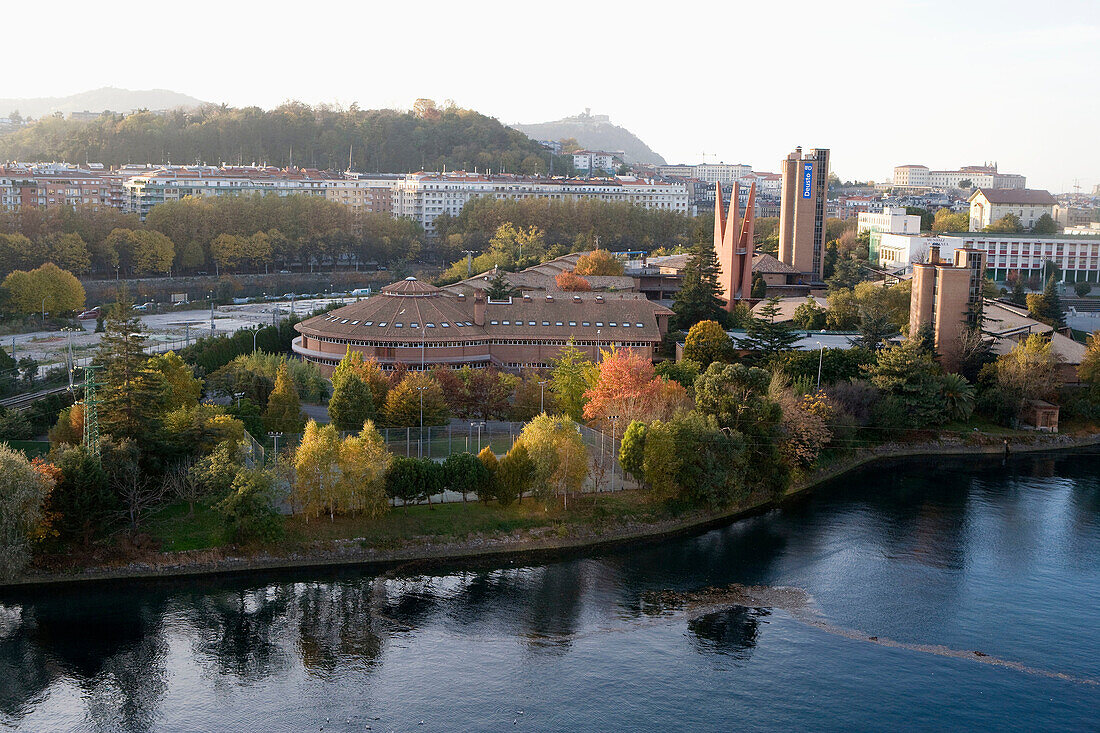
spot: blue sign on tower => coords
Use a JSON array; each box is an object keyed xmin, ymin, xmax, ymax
[{"xmin": 802, "ymin": 162, "xmax": 814, "ymax": 199}]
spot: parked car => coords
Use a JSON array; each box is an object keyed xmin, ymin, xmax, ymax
[
  {"xmin": 77, "ymin": 307, "xmax": 101, "ymax": 320},
  {"xmin": 278, "ymin": 269, "xmax": 292, "ymax": 274}
]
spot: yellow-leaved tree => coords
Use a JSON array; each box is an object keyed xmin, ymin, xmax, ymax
[
  {"xmin": 519, "ymin": 413, "xmax": 588, "ymax": 508},
  {"xmin": 337, "ymin": 420, "xmax": 391, "ymax": 518}
]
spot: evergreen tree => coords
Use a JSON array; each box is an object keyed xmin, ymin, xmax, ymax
[
  {"xmin": 263, "ymin": 361, "xmax": 306, "ymax": 434},
  {"xmin": 485, "ymin": 270, "xmax": 516, "ymax": 300},
  {"xmin": 739, "ymin": 298, "xmax": 800, "ymax": 358},
  {"xmin": 672, "ymin": 237, "xmax": 727, "ymax": 329},
  {"xmin": 329, "ymin": 349, "xmax": 376, "ymax": 431}
]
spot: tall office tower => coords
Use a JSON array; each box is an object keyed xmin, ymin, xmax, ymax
[
  {"xmin": 909, "ymin": 245, "xmax": 987, "ymax": 370},
  {"xmin": 714, "ymin": 181, "xmax": 756, "ymax": 306},
  {"xmin": 778, "ymin": 147, "xmax": 829, "ymax": 282}
]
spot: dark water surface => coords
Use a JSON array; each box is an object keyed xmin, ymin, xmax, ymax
[{"xmin": 2, "ymin": 452, "xmax": 1099, "ymax": 731}]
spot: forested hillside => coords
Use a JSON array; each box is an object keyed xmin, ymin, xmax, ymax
[{"xmin": 0, "ymin": 100, "xmax": 574, "ymax": 175}]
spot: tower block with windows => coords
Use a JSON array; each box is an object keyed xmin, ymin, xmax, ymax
[{"xmin": 714, "ymin": 181, "xmax": 757, "ymax": 307}]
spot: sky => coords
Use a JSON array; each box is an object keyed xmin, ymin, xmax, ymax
[{"xmin": 5, "ymin": 0, "xmax": 1099, "ymax": 193}]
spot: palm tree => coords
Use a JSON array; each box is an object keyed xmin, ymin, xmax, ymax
[{"xmin": 941, "ymin": 373, "xmax": 976, "ymax": 422}]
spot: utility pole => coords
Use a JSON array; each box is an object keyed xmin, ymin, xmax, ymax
[
  {"xmin": 539, "ymin": 380, "xmax": 548, "ymax": 414},
  {"xmin": 79, "ymin": 363, "xmax": 102, "ymax": 461}
]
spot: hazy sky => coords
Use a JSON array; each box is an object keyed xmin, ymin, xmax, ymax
[{"xmin": 6, "ymin": 0, "xmax": 1099, "ymax": 192}]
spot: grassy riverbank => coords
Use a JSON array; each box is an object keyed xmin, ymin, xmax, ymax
[{"xmin": 8, "ymin": 428, "xmax": 1100, "ymax": 589}]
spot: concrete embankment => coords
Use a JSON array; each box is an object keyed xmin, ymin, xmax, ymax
[{"xmin": 3, "ymin": 432, "xmax": 1098, "ymax": 592}]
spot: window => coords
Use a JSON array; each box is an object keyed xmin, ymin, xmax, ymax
[
  {"xmin": 442, "ymin": 322, "xmax": 450, "ymax": 328},
  {"xmin": 569, "ymin": 321, "xmax": 577, "ymax": 326},
  {"xmin": 596, "ymin": 322, "xmax": 604, "ymax": 327},
  {"xmin": 410, "ymin": 322, "xmax": 419, "ymax": 328},
  {"xmin": 542, "ymin": 321, "xmax": 550, "ymax": 326},
  {"xmin": 351, "ymin": 321, "xmax": 359, "ymax": 325},
  {"xmin": 582, "ymin": 321, "xmax": 591, "ymax": 327},
  {"xmin": 528, "ymin": 321, "xmax": 536, "ymax": 326},
  {"xmin": 378, "ymin": 322, "xmax": 387, "ymax": 327},
  {"xmin": 502, "ymin": 320, "xmax": 510, "ymax": 325},
  {"xmin": 394, "ymin": 322, "xmax": 403, "ymax": 328},
  {"xmin": 427, "ymin": 323, "xmax": 435, "ymax": 328},
  {"xmin": 363, "ymin": 321, "xmax": 373, "ymax": 326},
  {"xmin": 609, "ymin": 322, "xmax": 617, "ymax": 327},
  {"xmin": 636, "ymin": 323, "xmax": 644, "ymax": 327},
  {"xmin": 556, "ymin": 321, "xmax": 563, "ymax": 326},
  {"xmin": 490, "ymin": 320, "xmax": 499, "ymax": 325}
]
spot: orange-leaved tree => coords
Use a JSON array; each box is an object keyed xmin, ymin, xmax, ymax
[
  {"xmin": 582, "ymin": 348, "xmax": 688, "ymax": 427},
  {"xmin": 555, "ymin": 271, "xmax": 591, "ymax": 292}
]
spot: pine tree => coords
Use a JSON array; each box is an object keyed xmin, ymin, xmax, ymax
[
  {"xmin": 672, "ymin": 237, "xmax": 727, "ymax": 330},
  {"xmin": 485, "ymin": 270, "xmax": 515, "ymax": 300},
  {"xmin": 739, "ymin": 298, "xmax": 800, "ymax": 358},
  {"xmin": 263, "ymin": 361, "xmax": 305, "ymax": 434}
]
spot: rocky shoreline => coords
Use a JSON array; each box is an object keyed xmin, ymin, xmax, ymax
[{"xmin": 3, "ymin": 431, "xmax": 1097, "ymax": 591}]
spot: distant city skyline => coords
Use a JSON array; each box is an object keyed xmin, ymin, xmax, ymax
[{"xmin": 5, "ymin": 0, "xmax": 1098, "ymax": 193}]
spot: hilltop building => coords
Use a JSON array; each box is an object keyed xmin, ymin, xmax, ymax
[
  {"xmin": 778, "ymin": 147, "xmax": 829, "ymax": 283},
  {"xmin": 892, "ymin": 163, "xmax": 1025, "ymax": 191},
  {"xmin": 292, "ymin": 277, "xmax": 673, "ymax": 374}
]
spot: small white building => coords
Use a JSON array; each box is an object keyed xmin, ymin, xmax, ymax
[
  {"xmin": 572, "ymin": 151, "xmax": 618, "ymax": 173},
  {"xmin": 877, "ymin": 234, "xmax": 965, "ymax": 270},
  {"xmin": 969, "ymin": 188, "xmax": 1057, "ymax": 231}
]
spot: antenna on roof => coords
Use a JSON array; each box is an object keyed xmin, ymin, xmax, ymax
[{"xmin": 348, "ymin": 144, "xmax": 353, "ymax": 172}]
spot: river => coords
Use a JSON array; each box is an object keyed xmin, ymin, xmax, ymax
[{"xmin": 2, "ymin": 452, "xmax": 1098, "ymax": 731}]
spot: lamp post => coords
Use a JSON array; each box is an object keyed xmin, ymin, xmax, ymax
[
  {"xmin": 538, "ymin": 380, "xmax": 548, "ymax": 414},
  {"xmin": 251, "ymin": 327, "xmax": 259, "ymax": 353},
  {"xmin": 418, "ymin": 385, "xmax": 427, "ymax": 458},
  {"xmin": 209, "ymin": 290, "xmax": 215, "ymax": 334},
  {"xmin": 815, "ymin": 329, "xmax": 827, "ymax": 390},
  {"xmin": 41, "ymin": 297, "xmax": 47, "ymax": 326},
  {"xmin": 608, "ymin": 415, "xmax": 620, "ymax": 492},
  {"xmin": 472, "ymin": 421, "xmax": 486, "ymax": 453},
  {"xmin": 268, "ymin": 431, "xmax": 282, "ymax": 457}
]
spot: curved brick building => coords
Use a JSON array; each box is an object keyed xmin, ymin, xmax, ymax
[{"xmin": 292, "ymin": 277, "xmax": 673, "ymax": 373}]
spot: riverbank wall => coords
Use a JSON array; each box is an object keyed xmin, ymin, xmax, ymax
[{"xmin": 4, "ymin": 432, "xmax": 1099, "ymax": 592}]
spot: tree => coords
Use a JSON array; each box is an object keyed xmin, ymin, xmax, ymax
[
  {"xmin": 769, "ymin": 376, "xmax": 832, "ymax": 467},
  {"xmin": 1074, "ymin": 281, "xmax": 1092, "ymax": 297},
  {"xmin": 555, "ymin": 270, "xmax": 591, "ymax": 292},
  {"xmin": 986, "ymin": 213, "xmax": 1022, "ymax": 233},
  {"xmin": 996, "ymin": 334, "xmax": 1060, "ymax": 402},
  {"xmin": 385, "ymin": 456, "xmax": 431, "ymax": 511},
  {"xmin": 864, "ymin": 340, "xmax": 945, "ymax": 428},
  {"xmin": 682, "ymin": 320, "xmax": 734, "ymax": 367},
  {"xmin": 1, "ymin": 262, "xmax": 85, "ymax": 315},
  {"xmin": 739, "ymin": 298, "xmax": 799, "ymax": 358},
  {"xmin": 216, "ymin": 467, "xmax": 283, "ymax": 543},
  {"xmin": 0, "ymin": 445, "xmax": 54, "ymax": 579},
  {"xmin": 1027, "ymin": 276, "xmax": 1065, "ymax": 328},
  {"xmin": 955, "ymin": 327, "xmax": 996, "ymax": 383},
  {"xmin": 44, "ymin": 232, "xmax": 91, "ymax": 274},
  {"xmin": 618, "ymin": 420, "xmax": 647, "ymax": 484},
  {"xmin": 145, "ymin": 351, "xmax": 202, "ymax": 411},
  {"xmin": 573, "ymin": 249, "xmax": 624, "ymax": 276},
  {"xmin": 772, "ymin": 347, "xmax": 875, "ymax": 386},
  {"xmin": 667, "ymin": 410, "xmax": 747, "ymax": 507},
  {"xmin": 443, "ymin": 452, "xmax": 490, "ymax": 503},
  {"xmin": 112, "ymin": 455, "xmax": 165, "ymax": 531},
  {"xmin": 550, "ymin": 338, "xmax": 596, "ymax": 421},
  {"xmin": 383, "ymin": 371, "xmax": 449, "ymax": 427},
  {"xmin": 511, "ymin": 369, "xmax": 555, "ymax": 420},
  {"xmin": 496, "ymin": 441, "xmax": 533, "ymax": 506},
  {"xmin": 263, "ymin": 361, "xmax": 306, "ymax": 434},
  {"xmin": 520, "ymin": 414, "xmax": 589, "ymax": 508},
  {"xmin": 932, "ymin": 208, "xmax": 971, "ymax": 233},
  {"xmin": 654, "ymin": 359, "xmax": 700, "ymax": 395},
  {"xmin": 792, "ymin": 298, "xmax": 827, "ymax": 330},
  {"xmin": 337, "ymin": 420, "xmax": 391, "ymax": 518},
  {"xmin": 476, "ymin": 446, "xmax": 501, "ymax": 503},
  {"xmin": 292, "ymin": 420, "xmax": 341, "ymax": 520},
  {"xmin": 694, "ymin": 362, "xmax": 780, "ymax": 435},
  {"xmin": 1079, "ymin": 332, "xmax": 1100, "ymax": 386},
  {"xmin": 826, "ymin": 257, "xmax": 868, "ymax": 291},
  {"xmin": 855, "ymin": 300, "xmax": 897, "ymax": 351},
  {"xmin": 672, "ymin": 236, "xmax": 727, "ymax": 330},
  {"xmin": 329, "ymin": 348, "xmax": 376, "ymax": 430},
  {"xmin": 941, "ymin": 373, "xmax": 976, "ymax": 422},
  {"xmin": 484, "ymin": 270, "xmax": 515, "ymax": 300},
  {"xmin": 641, "ymin": 419, "xmax": 679, "ymax": 500},
  {"xmin": 1032, "ymin": 213, "xmax": 1057, "ymax": 234},
  {"xmin": 825, "ymin": 288, "xmax": 860, "ymax": 330},
  {"xmin": 582, "ymin": 348, "xmax": 688, "ymax": 426}
]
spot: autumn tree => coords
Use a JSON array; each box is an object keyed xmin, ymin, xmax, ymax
[
  {"xmin": 520, "ymin": 414, "xmax": 589, "ymax": 508},
  {"xmin": 573, "ymin": 249, "xmax": 624, "ymax": 276},
  {"xmin": 383, "ymin": 371, "xmax": 449, "ymax": 427},
  {"xmin": 146, "ymin": 351, "xmax": 202, "ymax": 411},
  {"xmin": 1, "ymin": 262, "xmax": 86, "ymax": 315},
  {"xmin": 496, "ymin": 441, "xmax": 534, "ymax": 506},
  {"xmin": 996, "ymin": 333, "xmax": 1060, "ymax": 402},
  {"xmin": 682, "ymin": 320, "xmax": 734, "ymax": 367},
  {"xmin": 263, "ymin": 361, "xmax": 306, "ymax": 434},
  {"xmin": 329, "ymin": 348, "xmax": 377, "ymax": 431},
  {"xmin": 582, "ymin": 348, "xmax": 688, "ymax": 427},
  {"xmin": 1079, "ymin": 332, "xmax": 1100, "ymax": 386},
  {"xmin": 292, "ymin": 420, "xmax": 342, "ymax": 520},
  {"xmin": 0, "ymin": 444, "xmax": 54, "ymax": 578},
  {"xmin": 477, "ymin": 446, "xmax": 501, "ymax": 503},
  {"xmin": 555, "ymin": 271, "xmax": 591, "ymax": 292},
  {"xmin": 337, "ymin": 420, "xmax": 391, "ymax": 517}
]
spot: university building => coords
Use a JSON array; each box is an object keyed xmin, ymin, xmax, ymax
[
  {"xmin": 909, "ymin": 245, "xmax": 987, "ymax": 370},
  {"xmin": 778, "ymin": 147, "xmax": 829, "ymax": 283},
  {"xmin": 292, "ymin": 277, "xmax": 673, "ymax": 373}
]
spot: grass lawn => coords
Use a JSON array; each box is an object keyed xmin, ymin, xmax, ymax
[{"xmin": 147, "ymin": 491, "xmax": 670, "ymax": 554}]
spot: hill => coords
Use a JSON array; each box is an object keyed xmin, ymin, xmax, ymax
[
  {"xmin": 511, "ymin": 111, "xmax": 666, "ymax": 165},
  {"xmin": 0, "ymin": 87, "xmax": 206, "ymax": 120},
  {"xmin": 0, "ymin": 100, "xmax": 573, "ymax": 175}
]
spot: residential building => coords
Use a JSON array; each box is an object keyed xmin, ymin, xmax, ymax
[
  {"xmin": 1053, "ymin": 204, "xmax": 1094, "ymax": 229},
  {"xmin": 876, "ymin": 233, "xmax": 964, "ymax": 271},
  {"xmin": 778, "ymin": 146, "xmax": 829, "ymax": 282},
  {"xmin": 326, "ymin": 173, "xmax": 397, "ymax": 213},
  {"xmin": 909, "ymin": 246, "xmax": 987, "ymax": 370},
  {"xmin": 391, "ymin": 172, "xmax": 688, "ymax": 235},
  {"xmin": 292, "ymin": 277, "xmax": 673, "ymax": 373},
  {"xmin": 0, "ymin": 163, "xmax": 112, "ymax": 211},
  {"xmin": 968, "ymin": 188, "xmax": 1057, "ymax": 231},
  {"xmin": 657, "ymin": 162, "xmax": 753, "ymax": 184},
  {"xmin": 572, "ymin": 151, "xmax": 618, "ymax": 173}
]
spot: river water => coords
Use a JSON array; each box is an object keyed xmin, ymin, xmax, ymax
[{"xmin": 2, "ymin": 452, "xmax": 1098, "ymax": 731}]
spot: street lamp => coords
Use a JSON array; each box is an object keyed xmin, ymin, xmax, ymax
[
  {"xmin": 268, "ymin": 431, "xmax": 283, "ymax": 457},
  {"xmin": 251, "ymin": 327, "xmax": 259, "ymax": 353},
  {"xmin": 418, "ymin": 385, "xmax": 428, "ymax": 458},
  {"xmin": 472, "ymin": 421, "xmax": 486, "ymax": 453},
  {"xmin": 815, "ymin": 329, "xmax": 827, "ymax": 390},
  {"xmin": 233, "ymin": 391, "xmax": 245, "ymax": 408},
  {"xmin": 41, "ymin": 297, "xmax": 47, "ymax": 326},
  {"xmin": 538, "ymin": 380, "xmax": 548, "ymax": 414}
]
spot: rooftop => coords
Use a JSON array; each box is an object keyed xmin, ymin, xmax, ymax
[{"xmin": 969, "ymin": 188, "xmax": 1057, "ymax": 205}]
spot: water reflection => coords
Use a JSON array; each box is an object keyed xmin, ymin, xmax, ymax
[{"xmin": 0, "ymin": 452, "xmax": 1096, "ymax": 729}]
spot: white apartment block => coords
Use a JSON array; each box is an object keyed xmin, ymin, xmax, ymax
[
  {"xmin": 876, "ymin": 233, "xmax": 963, "ymax": 270},
  {"xmin": 391, "ymin": 173, "xmax": 689, "ymax": 234},
  {"xmin": 892, "ymin": 164, "xmax": 1026, "ymax": 191},
  {"xmin": 657, "ymin": 162, "xmax": 753, "ymax": 184},
  {"xmin": 857, "ymin": 206, "xmax": 922, "ymax": 236},
  {"xmin": 572, "ymin": 151, "xmax": 617, "ymax": 173}
]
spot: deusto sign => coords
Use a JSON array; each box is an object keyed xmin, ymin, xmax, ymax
[{"xmin": 802, "ymin": 162, "xmax": 814, "ymax": 199}]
